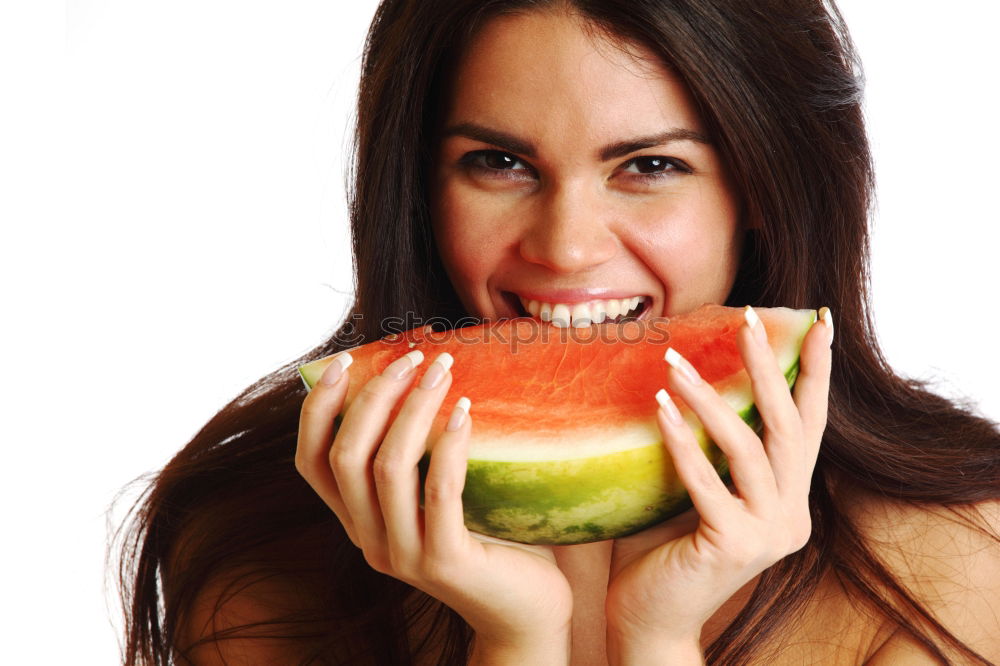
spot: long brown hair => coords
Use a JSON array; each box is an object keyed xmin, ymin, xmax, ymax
[{"xmin": 115, "ymin": 1, "xmax": 1000, "ymax": 663}]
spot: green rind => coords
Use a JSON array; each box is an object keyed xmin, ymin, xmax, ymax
[
  {"xmin": 299, "ymin": 365, "xmax": 320, "ymax": 390},
  {"xmin": 455, "ymin": 407, "xmax": 745, "ymax": 544}
]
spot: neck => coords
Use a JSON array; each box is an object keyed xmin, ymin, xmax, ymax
[
  {"xmin": 550, "ymin": 540, "xmax": 757, "ymax": 665},
  {"xmin": 553, "ymin": 541, "xmax": 613, "ymax": 666}
]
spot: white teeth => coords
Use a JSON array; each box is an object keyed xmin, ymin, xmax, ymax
[
  {"xmin": 550, "ymin": 303, "xmax": 571, "ymax": 327},
  {"xmin": 606, "ymin": 299, "xmax": 621, "ymax": 319},
  {"xmin": 592, "ymin": 301, "xmax": 607, "ymax": 324},
  {"xmin": 570, "ymin": 303, "xmax": 592, "ymax": 328},
  {"xmin": 516, "ymin": 294, "xmax": 646, "ymax": 326}
]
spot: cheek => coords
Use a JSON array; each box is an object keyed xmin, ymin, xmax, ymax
[
  {"xmin": 631, "ymin": 186, "xmax": 742, "ymax": 310},
  {"xmin": 432, "ymin": 183, "xmax": 509, "ymax": 291}
]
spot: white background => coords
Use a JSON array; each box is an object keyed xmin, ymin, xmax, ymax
[{"xmin": 2, "ymin": 1, "xmax": 997, "ymax": 663}]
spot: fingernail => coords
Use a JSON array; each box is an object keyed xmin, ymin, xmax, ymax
[
  {"xmin": 818, "ymin": 306, "xmax": 834, "ymax": 345},
  {"xmin": 383, "ymin": 349, "xmax": 425, "ymax": 379},
  {"xmin": 420, "ymin": 352, "xmax": 454, "ymax": 389},
  {"xmin": 319, "ymin": 352, "xmax": 353, "ymax": 385},
  {"xmin": 664, "ymin": 347, "xmax": 702, "ymax": 385},
  {"xmin": 744, "ymin": 305, "xmax": 768, "ymax": 346},
  {"xmin": 446, "ymin": 396, "xmax": 471, "ymax": 431},
  {"xmin": 655, "ymin": 389, "xmax": 683, "ymax": 425}
]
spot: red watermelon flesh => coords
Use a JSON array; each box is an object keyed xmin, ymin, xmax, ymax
[{"xmin": 299, "ymin": 304, "xmax": 815, "ymax": 544}]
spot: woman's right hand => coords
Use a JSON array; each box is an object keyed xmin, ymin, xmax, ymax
[{"xmin": 295, "ymin": 349, "xmax": 573, "ymax": 663}]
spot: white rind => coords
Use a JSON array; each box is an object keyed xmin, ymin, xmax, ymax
[{"xmin": 459, "ymin": 381, "xmax": 755, "ymax": 462}]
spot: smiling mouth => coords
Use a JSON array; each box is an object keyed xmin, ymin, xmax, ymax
[{"xmin": 502, "ymin": 291, "xmax": 651, "ymax": 327}]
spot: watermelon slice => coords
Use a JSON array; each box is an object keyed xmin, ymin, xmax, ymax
[{"xmin": 299, "ymin": 304, "xmax": 815, "ymax": 545}]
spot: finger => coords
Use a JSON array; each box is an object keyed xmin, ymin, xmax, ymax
[
  {"xmin": 654, "ymin": 389, "xmax": 738, "ymax": 528},
  {"xmin": 611, "ymin": 506, "xmax": 700, "ymax": 576},
  {"xmin": 424, "ymin": 396, "xmax": 472, "ymax": 562},
  {"xmin": 663, "ymin": 348, "xmax": 779, "ymax": 510},
  {"xmin": 331, "ymin": 349, "xmax": 426, "ymax": 555},
  {"xmin": 296, "ymin": 352, "xmax": 354, "ymax": 532},
  {"xmin": 738, "ymin": 306, "xmax": 807, "ymax": 499},
  {"xmin": 791, "ymin": 307, "xmax": 834, "ymax": 468},
  {"xmin": 375, "ymin": 352, "xmax": 455, "ymax": 554}
]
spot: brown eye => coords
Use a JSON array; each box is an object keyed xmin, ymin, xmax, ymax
[
  {"xmin": 459, "ymin": 150, "xmax": 536, "ymax": 180},
  {"xmin": 623, "ymin": 156, "xmax": 684, "ymax": 174},
  {"xmin": 482, "ymin": 151, "xmax": 520, "ymax": 170}
]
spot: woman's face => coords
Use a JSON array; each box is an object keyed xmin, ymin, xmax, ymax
[{"xmin": 431, "ymin": 10, "xmax": 744, "ymax": 326}]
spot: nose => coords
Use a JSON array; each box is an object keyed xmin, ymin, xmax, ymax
[{"xmin": 518, "ymin": 181, "xmax": 618, "ymax": 273}]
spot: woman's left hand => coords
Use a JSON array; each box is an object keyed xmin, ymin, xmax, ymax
[{"xmin": 604, "ymin": 307, "xmax": 835, "ymax": 663}]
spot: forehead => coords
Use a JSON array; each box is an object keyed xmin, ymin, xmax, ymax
[{"xmin": 443, "ymin": 10, "xmax": 705, "ymax": 143}]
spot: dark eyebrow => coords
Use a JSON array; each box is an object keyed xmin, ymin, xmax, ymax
[
  {"xmin": 441, "ymin": 122, "xmax": 709, "ymax": 162},
  {"xmin": 598, "ymin": 129, "xmax": 710, "ymax": 161},
  {"xmin": 442, "ymin": 123, "xmax": 537, "ymax": 158}
]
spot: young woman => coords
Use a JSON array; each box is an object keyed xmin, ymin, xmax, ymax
[{"xmin": 118, "ymin": 1, "xmax": 1000, "ymax": 664}]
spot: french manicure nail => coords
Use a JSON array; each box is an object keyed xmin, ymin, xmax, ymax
[
  {"xmin": 655, "ymin": 388, "xmax": 683, "ymax": 425},
  {"xmin": 744, "ymin": 305, "xmax": 768, "ymax": 346},
  {"xmin": 446, "ymin": 396, "xmax": 471, "ymax": 431},
  {"xmin": 664, "ymin": 347, "xmax": 702, "ymax": 385},
  {"xmin": 383, "ymin": 349, "xmax": 425, "ymax": 379},
  {"xmin": 818, "ymin": 306, "xmax": 834, "ymax": 345},
  {"xmin": 319, "ymin": 352, "xmax": 353, "ymax": 385},
  {"xmin": 420, "ymin": 352, "xmax": 454, "ymax": 389}
]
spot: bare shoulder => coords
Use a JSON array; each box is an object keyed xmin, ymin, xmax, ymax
[
  {"xmin": 743, "ymin": 492, "xmax": 999, "ymax": 664},
  {"xmin": 848, "ymin": 491, "xmax": 1000, "ymax": 662}
]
